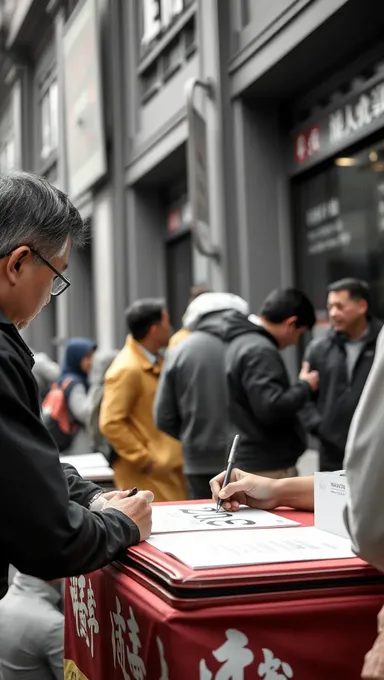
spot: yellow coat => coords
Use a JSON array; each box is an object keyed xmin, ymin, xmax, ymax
[{"xmin": 99, "ymin": 336, "xmax": 186, "ymax": 502}]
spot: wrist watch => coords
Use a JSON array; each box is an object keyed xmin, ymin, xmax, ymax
[{"xmin": 87, "ymin": 490, "xmax": 104, "ymax": 509}]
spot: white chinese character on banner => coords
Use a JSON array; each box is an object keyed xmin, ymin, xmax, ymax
[
  {"xmin": 199, "ymin": 629, "xmax": 254, "ymax": 680},
  {"xmin": 127, "ymin": 607, "xmax": 146, "ymax": 680},
  {"xmin": 307, "ymin": 127, "xmax": 320, "ymax": 156},
  {"xmin": 295, "ymin": 134, "xmax": 306, "ymax": 162},
  {"xmin": 344, "ymin": 105, "xmax": 358, "ymax": 134},
  {"xmin": 356, "ymin": 94, "xmax": 372, "ymax": 127},
  {"xmin": 69, "ymin": 576, "xmax": 99, "ymax": 659},
  {"xmin": 329, "ymin": 109, "xmax": 345, "ymax": 144},
  {"xmin": 157, "ymin": 637, "xmax": 169, "ymax": 680},
  {"xmin": 371, "ymin": 84, "xmax": 384, "ymax": 118},
  {"xmin": 258, "ymin": 648, "xmax": 293, "ymax": 680},
  {"xmin": 110, "ymin": 598, "xmax": 147, "ymax": 680},
  {"xmin": 111, "ymin": 597, "xmax": 129, "ymax": 680},
  {"xmin": 87, "ymin": 579, "xmax": 99, "ymax": 658}
]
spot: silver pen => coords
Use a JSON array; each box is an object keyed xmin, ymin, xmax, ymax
[{"xmin": 216, "ymin": 434, "xmax": 240, "ymax": 512}]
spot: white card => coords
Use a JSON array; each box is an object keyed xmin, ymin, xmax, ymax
[
  {"xmin": 147, "ymin": 526, "xmax": 355, "ymax": 569},
  {"xmin": 150, "ymin": 503, "xmax": 299, "ymax": 535}
]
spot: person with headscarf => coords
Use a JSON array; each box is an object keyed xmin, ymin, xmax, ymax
[{"xmin": 59, "ymin": 337, "xmax": 96, "ymax": 455}]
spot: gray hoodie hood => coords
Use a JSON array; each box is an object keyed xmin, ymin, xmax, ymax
[{"xmin": 182, "ymin": 292, "xmax": 249, "ymax": 330}]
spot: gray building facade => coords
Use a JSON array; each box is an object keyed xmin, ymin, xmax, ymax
[{"xmin": 1, "ymin": 0, "xmax": 384, "ymax": 357}]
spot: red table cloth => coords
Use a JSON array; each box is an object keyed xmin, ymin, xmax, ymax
[{"xmin": 64, "ymin": 508, "xmax": 384, "ymax": 680}]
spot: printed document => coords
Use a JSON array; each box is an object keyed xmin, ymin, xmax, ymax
[
  {"xmin": 151, "ymin": 503, "xmax": 299, "ymax": 535},
  {"xmin": 147, "ymin": 526, "xmax": 355, "ymax": 568}
]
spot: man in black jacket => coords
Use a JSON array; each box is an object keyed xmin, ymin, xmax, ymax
[
  {"xmin": 0, "ymin": 172, "xmax": 152, "ymax": 599},
  {"xmin": 199, "ymin": 289, "xmax": 318, "ymax": 476},
  {"xmin": 301, "ymin": 278, "xmax": 382, "ymax": 471}
]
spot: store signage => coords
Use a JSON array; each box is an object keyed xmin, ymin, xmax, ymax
[
  {"xmin": 294, "ymin": 124, "xmax": 321, "ymax": 164},
  {"xmin": 142, "ymin": 0, "xmax": 184, "ymax": 46},
  {"xmin": 291, "ymin": 76, "xmax": 384, "ymax": 174}
]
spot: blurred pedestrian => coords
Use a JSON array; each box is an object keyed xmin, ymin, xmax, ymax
[
  {"xmin": 168, "ymin": 285, "xmax": 210, "ymax": 349},
  {"xmin": 301, "ymin": 278, "xmax": 382, "ymax": 471},
  {"xmin": 100, "ymin": 299, "xmax": 186, "ymax": 501},
  {"xmin": 155, "ymin": 292, "xmax": 249, "ymax": 499},
  {"xmin": 0, "ymin": 572, "xmax": 64, "ymax": 680},
  {"xmin": 43, "ymin": 337, "xmax": 96, "ymax": 455},
  {"xmin": 31, "ymin": 350, "xmax": 60, "ymax": 404},
  {"xmin": 87, "ymin": 349, "xmax": 118, "ymax": 456},
  {"xmin": 214, "ymin": 289, "xmax": 318, "ymax": 477}
]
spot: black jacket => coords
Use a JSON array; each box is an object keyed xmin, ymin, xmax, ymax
[
  {"xmin": 200, "ymin": 311, "xmax": 311, "ymax": 471},
  {"xmin": 301, "ymin": 319, "xmax": 382, "ymax": 471},
  {"xmin": 0, "ymin": 311, "xmax": 139, "ymax": 600}
]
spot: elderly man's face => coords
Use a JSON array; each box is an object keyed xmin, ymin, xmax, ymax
[{"xmin": 2, "ymin": 239, "xmax": 71, "ymax": 330}]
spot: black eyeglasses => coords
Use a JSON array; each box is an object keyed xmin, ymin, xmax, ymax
[{"xmin": 0, "ymin": 246, "xmax": 71, "ymax": 297}]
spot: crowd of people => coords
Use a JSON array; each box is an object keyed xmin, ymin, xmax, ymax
[
  {"xmin": 0, "ymin": 172, "xmax": 383, "ymax": 679},
  {"xmin": 34, "ymin": 275, "xmax": 380, "ymax": 505}
]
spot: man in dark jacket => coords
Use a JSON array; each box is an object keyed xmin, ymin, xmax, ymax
[
  {"xmin": 198, "ymin": 289, "xmax": 318, "ymax": 476},
  {"xmin": 301, "ymin": 278, "xmax": 382, "ymax": 471},
  {"xmin": 0, "ymin": 172, "xmax": 152, "ymax": 600},
  {"xmin": 154, "ymin": 292, "xmax": 249, "ymax": 500}
]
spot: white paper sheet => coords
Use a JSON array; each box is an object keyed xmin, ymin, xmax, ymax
[
  {"xmin": 59, "ymin": 453, "xmax": 109, "ymax": 469},
  {"xmin": 151, "ymin": 503, "xmax": 299, "ymax": 535},
  {"xmin": 147, "ymin": 526, "xmax": 355, "ymax": 569}
]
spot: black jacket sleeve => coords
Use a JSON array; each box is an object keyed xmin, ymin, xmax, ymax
[
  {"xmin": 299, "ymin": 341, "xmax": 322, "ymax": 434},
  {"xmin": 241, "ymin": 347, "xmax": 311, "ymax": 424},
  {"xmin": 61, "ymin": 462, "xmax": 103, "ymax": 507},
  {"xmin": 0, "ymin": 350, "xmax": 140, "ymax": 580}
]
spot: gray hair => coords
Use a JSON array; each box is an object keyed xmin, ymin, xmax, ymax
[{"xmin": 0, "ymin": 172, "xmax": 87, "ymax": 258}]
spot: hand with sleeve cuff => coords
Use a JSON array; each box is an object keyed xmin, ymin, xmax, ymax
[{"xmin": 90, "ymin": 489, "xmax": 154, "ymax": 541}]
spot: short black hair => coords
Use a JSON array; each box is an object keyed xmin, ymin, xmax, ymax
[
  {"xmin": 0, "ymin": 172, "xmax": 88, "ymax": 258},
  {"xmin": 327, "ymin": 278, "xmax": 370, "ymax": 306},
  {"xmin": 260, "ymin": 288, "xmax": 316, "ymax": 329},
  {"xmin": 125, "ymin": 298, "xmax": 165, "ymax": 341}
]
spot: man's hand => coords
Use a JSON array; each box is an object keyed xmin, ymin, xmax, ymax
[
  {"xmin": 89, "ymin": 490, "xmax": 131, "ymax": 512},
  {"xmin": 102, "ymin": 490, "xmax": 154, "ymax": 541},
  {"xmin": 299, "ymin": 361, "xmax": 319, "ymax": 391},
  {"xmin": 210, "ymin": 469, "xmax": 280, "ymax": 512}
]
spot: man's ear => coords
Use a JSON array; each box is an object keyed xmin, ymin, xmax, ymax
[
  {"xmin": 286, "ymin": 315, "xmax": 298, "ymax": 330},
  {"xmin": 6, "ymin": 247, "xmax": 30, "ymax": 284}
]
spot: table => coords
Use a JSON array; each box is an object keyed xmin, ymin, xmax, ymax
[
  {"xmin": 64, "ymin": 508, "xmax": 384, "ymax": 680},
  {"xmin": 60, "ymin": 452, "xmax": 115, "ymax": 489}
]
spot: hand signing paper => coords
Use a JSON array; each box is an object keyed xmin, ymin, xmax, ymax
[{"xmin": 210, "ymin": 468, "xmax": 314, "ymax": 513}]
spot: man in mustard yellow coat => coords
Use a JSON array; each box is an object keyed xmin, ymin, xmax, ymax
[{"xmin": 100, "ymin": 299, "xmax": 186, "ymax": 502}]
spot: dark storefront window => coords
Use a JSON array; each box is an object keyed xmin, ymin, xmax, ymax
[{"xmin": 295, "ymin": 140, "xmax": 384, "ymax": 322}]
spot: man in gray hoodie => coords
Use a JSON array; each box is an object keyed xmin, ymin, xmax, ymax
[{"xmin": 154, "ymin": 293, "xmax": 249, "ymax": 499}]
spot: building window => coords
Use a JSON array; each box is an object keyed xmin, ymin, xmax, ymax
[
  {"xmin": 40, "ymin": 79, "xmax": 58, "ymax": 161},
  {"xmin": 138, "ymin": 1, "xmax": 197, "ymax": 103}
]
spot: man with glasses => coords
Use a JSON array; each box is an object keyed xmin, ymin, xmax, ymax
[{"xmin": 0, "ymin": 172, "xmax": 153, "ymax": 602}]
